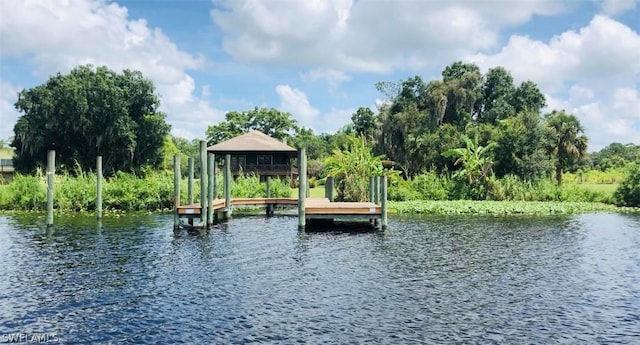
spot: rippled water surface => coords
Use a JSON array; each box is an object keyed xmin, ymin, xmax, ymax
[{"xmin": 1, "ymin": 212, "xmax": 639, "ymax": 344}]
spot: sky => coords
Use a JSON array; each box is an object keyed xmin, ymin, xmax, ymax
[{"xmin": 0, "ymin": 0, "xmax": 639, "ymax": 151}]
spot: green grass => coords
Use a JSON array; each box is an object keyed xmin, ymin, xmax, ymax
[
  {"xmin": 290, "ymin": 187, "xmax": 325, "ymax": 198},
  {"xmin": 568, "ymin": 183, "xmax": 618, "ymax": 195}
]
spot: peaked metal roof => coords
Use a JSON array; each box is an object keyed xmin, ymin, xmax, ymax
[{"xmin": 207, "ymin": 130, "xmax": 296, "ymax": 153}]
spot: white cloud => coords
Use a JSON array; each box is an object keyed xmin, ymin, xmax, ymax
[
  {"xmin": 469, "ymin": 15, "xmax": 640, "ymax": 150},
  {"xmin": 0, "ymin": 81, "xmax": 20, "ymax": 140},
  {"xmin": 470, "ymin": 15, "xmax": 640, "ymax": 92},
  {"xmin": 0, "ymin": 0, "xmax": 217, "ymax": 139},
  {"xmin": 211, "ymin": 0, "xmax": 568, "ymax": 73},
  {"xmin": 275, "ymin": 85, "xmax": 320, "ymax": 128},
  {"xmin": 300, "ymin": 68, "xmax": 351, "ymax": 90},
  {"xmin": 599, "ymin": 0, "xmax": 638, "ymax": 15}
]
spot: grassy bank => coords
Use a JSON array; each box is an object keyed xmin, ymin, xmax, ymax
[{"xmin": 0, "ymin": 171, "xmax": 291, "ymax": 212}]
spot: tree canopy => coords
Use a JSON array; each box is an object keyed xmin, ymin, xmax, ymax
[
  {"xmin": 205, "ymin": 107, "xmax": 299, "ymax": 146},
  {"xmin": 11, "ymin": 65, "xmax": 170, "ymax": 174}
]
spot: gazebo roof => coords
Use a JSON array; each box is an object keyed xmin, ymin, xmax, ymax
[{"xmin": 207, "ymin": 130, "xmax": 296, "ymax": 153}]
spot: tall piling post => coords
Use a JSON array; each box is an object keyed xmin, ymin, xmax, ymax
[
  {"xmin": 369, "ymin": 176, "xmax": 375, "ymax": 202},
  {"xmin": 325, "ymin": 176, "xmax": 334, "ymax": 202},
  {"xmin": 298, "ymin": 148, "xmax": 307, "ymax": 229},
  {"xmin": 265, "ymin": 176, "xmax": 273, "ymax": 215},
  {"xmin": 381, "ymin": 175, "xmax": 388, "ymax": 230},
  {"xmin": 224, "ymin": 154, "xmax": 232, "ymax": 219},
  {"xmin": 207, "ymin": 153, "xmax": 214, "ymax": 226},
  {"xmin": 173, "ymin": 155, "xmax": 181, "ymax": 229},
  {"xmin": 199, "ymin": 141, "xmax": 208, "ymax": 227},
  {"xmin": 96, "ymin": 156, "xmax": 103, "ymax": 220},
  {"xmin": 188, "ymin": 157, "xmax": 194, "ymax": 205},
  {"xmin": 46, "ymin": 150, "xmax": 55, "ymax": 227},
  {"xmin": 374, "ymin": 175, "xmax": 380, "ymax": 204}
]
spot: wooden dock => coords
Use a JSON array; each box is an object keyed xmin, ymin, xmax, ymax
[
  {"xmin": 173, "ymin": 145, "xmax": 388, "ymax": 230},
  {"xmin": 176, "ymin": 197, "xmax": 383, "ymax": 226}
]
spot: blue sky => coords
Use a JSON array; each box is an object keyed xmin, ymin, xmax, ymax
[{"xmin": 1, "ymin": 0, "xmax": 639, "ymax": 151}]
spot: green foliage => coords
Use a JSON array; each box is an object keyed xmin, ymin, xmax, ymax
[
  {"xmin": 442, "ymin": 134, "xmax": 496, "ymax": 199},
  {"xmin": 206, "ymin": 107, "xmax": 299, "ymax": 145},
  {"xmin": 614, "ymin": 164, "xmax": 640, "ymax": 207},
  {"xmin": 12, "ymin": 65, "xmax": 170, "ymax": 174},
  {"xmin": 324, "ymin": 135, "xmax": 384, "ymax": 202},
  {"xmin": 389, "ymin": 200, "xmax": 630, "ymax": 216},
  {"xmin": 351, "ymin": 107, "xmax": 377, "ymax": 141},
  {"xmin": 0, "ymin": 174, "xmax": 47, "ymax": 210},
  {"xmin": 493, "ymin": 111, "xmax": 552, "ymax": 180},
  {"xmin": 545, "ymin": 110, "xmax": 588, "ymax": 185},
  {"xmin": 591, "ymin": 142, "xmax": 640, "ymax": 171}
]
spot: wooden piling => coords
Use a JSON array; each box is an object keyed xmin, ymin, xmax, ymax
[
  {"xmin": 96, "ymin": 156, "xmax": 103, "ymax": 220},
  {"xmin": 325, "ymin": 176, "xmax": 334, "ymax": 202},
  {"xmin": 381, "ymin": 175, "xmax": 388, "ymax": 229},
  {"xmin": 207, "ymin": 153, "xmax": 214, "ymax": 226},
  {"xmin": 374, "ymin": 175, "xmax": 380, "ymax": 204},
  {"xmin": 199, "ymin": 141, "xmax": 208, "ymax": 227},
  {"xmin": 369, "ymin": 176, "xmax": 375, "ymax": 202},
  {"xmin": 173, "ymin": 155, "xmax": 180, "ymax": 229},
  {"xmin": 266, "ymin": 176, "xmax": 271, "ymax": 198},
  {"xmin": 188, "ymin": 157, "xmax": 194, "ymax": 205},
  {"xmin": 298, "ymin": 148, "xmax": 307, "ymax": 229},
  {"xmin": 224, "ymin": 154, "xmax": 232, "ymax": 219},
  {"xmin": 265, "ymin": 176, "xmax": 274, "ymax": 215},
  {"xmin": 46, "ymin": 150, "xmax": 55, "ymax": 227}
]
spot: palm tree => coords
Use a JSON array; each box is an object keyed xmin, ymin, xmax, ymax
[
  {"xmin": 545, "ymin": 110, "xmax": 588, "ymax": 185},
  {"xmin": 442, "ymin": 134, "xmax": 496, "ymax": 186}
]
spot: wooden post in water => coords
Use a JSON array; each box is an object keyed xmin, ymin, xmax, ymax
[
  {"xmin": 224, "ymin": 154, "xmax": 232, "ymax": 219},
  {"xmin": 46, "ymin": 150, "xmax": 55, "ymax": 227},
  {"xmin": 199, "ymin": 141, "xmax": 208, "ymax": 227},
  {"xmin": 188, "ymin": 157, "xmax": 194, "ymax": 205},
  {"xmin": 265, "ymin": 176, "xmax": 273, "ymax": 215},
  {"xmin": 381, "ymin": 175, "xmax": 388, "ymax": 230},
  {"xmin": 212, "ymin": 155, "xmax": 218, "ymax": 199},
  {"xmin": 298, "ymin": 148, "xmax": 307, "ymax": 229},
  {"xmin": 324, "ymin": 176, "xmax": 334, "ymax": 201},
  {"xmin": 96, "ymin": 156, "xmax": 103, "ymax": 220},
  {"xmin": 173, "ymin": 155, "xmax": 180, "ymax": 229},
  {"xmin": 207, "ymin": 153, "xmax": 214, "ymax": 226}
]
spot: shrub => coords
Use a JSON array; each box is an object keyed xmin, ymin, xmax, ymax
[{"xmin": 614, "ymin": 164, "xmax": 640, "ymax": 207}]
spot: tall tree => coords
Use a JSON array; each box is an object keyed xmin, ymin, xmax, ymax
[
  {"xmin": 545, "ymin": 110, "xmax": 588, "ymax": 185},
  {"xmin": 480, "ymin": 67, "xmax": 516, "ymax": 124},
  {"xmin": 11, "ymin": 65, "xmax": 170, "ymax": 174},
  {"xmin": 205, "ymin": 107, "xmax": 299, "ymax": 145},
  {"xmin": 513, "ymin": 80, "xmax": 546, "ymax": 114},
  {"xmin": 351, "ymin": 107, "xmax": 377, "ymax": 141},
  {"xmin": 493, "ymin": 111, "xmax": 551, "ymax": 180}
]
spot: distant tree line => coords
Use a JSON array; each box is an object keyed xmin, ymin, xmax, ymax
[{"xmin": 8, "ymin": 63, "xmax": 639, "ymax": 188}]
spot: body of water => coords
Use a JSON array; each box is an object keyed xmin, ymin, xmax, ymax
[{"xmin": 1, "ymin": 212, "xmax": 639, "ymax": 344}]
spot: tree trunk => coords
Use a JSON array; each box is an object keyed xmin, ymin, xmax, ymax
[{"xmin": 555, "ymin": 164, "xmax": 562, "ymax": 186}]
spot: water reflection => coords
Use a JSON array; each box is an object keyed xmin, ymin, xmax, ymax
[{"xmin": 1, "ymin": 212, "xmax": 639, "ymax": 343}]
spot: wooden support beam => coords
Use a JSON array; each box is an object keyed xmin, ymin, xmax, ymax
[
  {"xmin": 96, "ymin": 156, "xmax": 103, "ymax": 220},
  {"xmin": 173, "ymin": 154, "xmax": 180, "ymax": 229},
  {"xmin": 298, "ymin": 148, "xmax": 307, "ymax": 229},
  {"xmin": 381, "ymin": 175, "xmax": 388, "ymax": 229},
  {"xmin": 199, "ymin": 140, "xmax": 208, "ymax": 227},
  {"xmin": 188, "ymin": 157, "xmax": 194, "ymax": 205},
  {"xmin": 207, "ymin": 153, "xmax": 214, "ymax": 225},
  {"xmin": 46, "ymin": 150, "xmax": 55, "ymax": 227},
  {"xmin": 224, "ymin": 154, "xmax": 232, "ymax": 219}
]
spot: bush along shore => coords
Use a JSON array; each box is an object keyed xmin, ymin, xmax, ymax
[
  {"xmin": 0, "ymin": 171, "xmax": 291, "ymax": 212},
  {"xmin": 0, "ymin": 169, "xmax": 638, "ymax": 215}
]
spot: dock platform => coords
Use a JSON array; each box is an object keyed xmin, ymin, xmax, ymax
[{"xmin": 175, "ymin": 197, "xmax": 383, "ymax": 228}]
